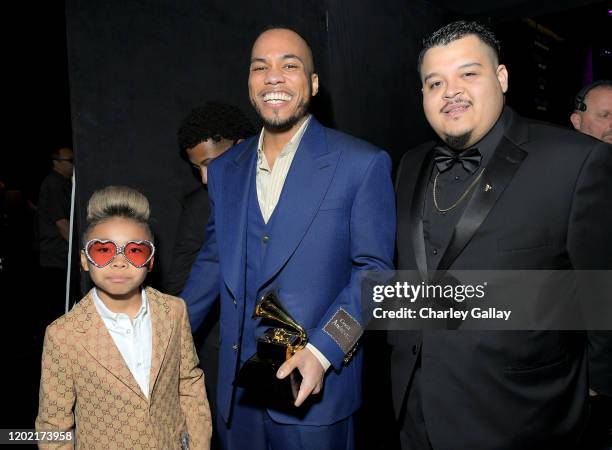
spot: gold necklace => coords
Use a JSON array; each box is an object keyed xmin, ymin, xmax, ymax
[{"xmin": 433, "ymin": 168, "xmax": 485, "ymax": 212}]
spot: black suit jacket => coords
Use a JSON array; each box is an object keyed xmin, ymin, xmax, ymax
[
  {"xmin": 166, "ymin": 186, "xmax": 211, "ymax": 296},
  {"xmin": 166, "ymin": 185, "xmax": 220, "ymax": 428},
  {"xmin": 391, "ymin": 108, "xmax": 612, "ymax": 449},
  {"xmin": 166, "ymin": 186, "xmax": 219, "ymax": 350}
]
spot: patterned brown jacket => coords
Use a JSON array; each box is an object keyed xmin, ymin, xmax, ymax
[{"xmin": 35, "ymin": 287, "xmax": 211, "ymax": 449}]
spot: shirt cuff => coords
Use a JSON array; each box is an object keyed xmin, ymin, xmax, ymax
[{"xmin": 306, "ymin": 343, "xmax": 331, "ymax": 371}]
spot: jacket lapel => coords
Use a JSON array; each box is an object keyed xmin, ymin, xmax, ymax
[
  {"xmin": 76, "ymin": 292, "xmax": 147, "ymax": 401},
  {"xmin": 147, "ymin": 288, "xmax": 173, "ymax": 397},
  {"xmin": 436, "ymin": 110, "xmax": 528, "ymax": 272},
  {"xmin": 409, "ymin": 149, "xmax": 436, "ymax": 281},
  {"xmin": 258, "ymin": 119, "xmax": 340, "ymax": 288},
  {"xmin": 219, "ymin": 139, "xmax": 258, "ymax": 300}
]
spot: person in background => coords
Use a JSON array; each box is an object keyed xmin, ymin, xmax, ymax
[
  {"xmin": 37, "ymin": 147, "xmax": 74, "ymax": 326},
  {"xmin": 570, "ymin": 80, "xmax": 612, "ymax": 143},
  {"xmin": 168, "ymin": 102, "xmax": 255, "ymax": 294},
  {"xmin": 570, "ymin": 78, "xmax": 612, "ymax": 449},
  {"xmin": 168, "ymin": 102, "xmax": 255, "ymax": 448}
]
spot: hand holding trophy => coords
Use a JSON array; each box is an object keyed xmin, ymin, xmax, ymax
[
  {"xmin": 276, "ymin": 346, "xmax": 325, "ymax": 407},
  {"xmin": 234, "ymin": 291, "xmax": 320, "ymax": 408}
]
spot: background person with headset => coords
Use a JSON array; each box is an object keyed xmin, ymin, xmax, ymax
[
  {"xmin": 570, "ymin": 79, "xmax": 612, "ymax": 450},
  {"xmin": 570, "ymin": 80, "xmax": 612, "ymax": 144}
]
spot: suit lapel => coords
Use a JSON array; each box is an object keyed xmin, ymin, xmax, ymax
[
  {"xmin": 409, "ymin": 149, "xmax": 435, "ymax": 281},
  {"xmin": 76, "ymin": 292, "xmax": 147, "ymax": 401},
  {"xmin": 436, "ymin": 119, "xmax": 528, "ymax": 272},
  {"xmin": 220, "ymin": 140, "xmax": 258, "ymax": 299},
  {"xmin": 258, "ymin": 119, "xmax": 340, "ymax": 288},
  {"xmin": 147, "ymin": 288, "xmax": 173, "ymax": 397}
]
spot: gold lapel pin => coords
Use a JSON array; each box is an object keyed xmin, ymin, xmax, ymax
[{"xmin": 484, "ymin": 184, "xmax": 492, "ymax": 192}]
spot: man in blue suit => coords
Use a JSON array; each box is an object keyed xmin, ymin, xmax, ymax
[{"xmin": 181, "ymin": 27, "xmax": 395, "ymax": 450}]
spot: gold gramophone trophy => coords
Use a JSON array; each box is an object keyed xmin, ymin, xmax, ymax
[{"xmin": 234, "ymin": 290, "xmax": 307, "ymax": 405}]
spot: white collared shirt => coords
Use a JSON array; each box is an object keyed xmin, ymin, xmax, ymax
[
  {"xmin": 93, "ymin": 288, "xmax": 153, "ymax": 398},
  {"xmin": 255, "ymin": 115, "xmax": 330, "ymax": 371}
]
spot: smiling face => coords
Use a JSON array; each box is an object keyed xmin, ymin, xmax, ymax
[
  {"xmin": 421, "ymin": 34, "xmax": 508, "ymax": 149},
  {"xmin": 81, "ymin": 217, "xmax": 153, "ymax": 303},
  {"xmin": 248, "ymin": 28, "xmax": 319, "ymax": 133}
]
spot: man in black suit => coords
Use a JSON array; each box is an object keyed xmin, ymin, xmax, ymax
[
  {"xmin": 391, "ymin": 21, "xmax": 612, "ymax": 450},
  {"xmin": 570, "ymin": 80, "xmax": 612, "ymax": 144}
]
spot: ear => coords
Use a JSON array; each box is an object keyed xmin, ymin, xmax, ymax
[
  {"xmin": 311, "ymin": 72, "xmax": 319, "ymax": 97},
  {"xmin": 147, "ymin": 257, "xmax": 155, "ymax": 273},
  {"xmin": 570, "ymin": 112, "xmax": 581, "ymax": 131},
  {"xmin": 80, "ymin": 250, "xmax": 90, "ymax": 272},
  {"xmin": 496, "ymin": 64, "xmax": 509, "ymax": 94}
]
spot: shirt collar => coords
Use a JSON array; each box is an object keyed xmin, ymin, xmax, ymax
[
  {"xmin": 256, "ymin": 115, "xmax": 312, "ymax": 169},
  {"xmin": 93, "ymin": 287, "xmax": 148, "ymax": 322}
]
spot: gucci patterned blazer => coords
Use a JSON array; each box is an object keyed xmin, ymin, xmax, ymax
[{"xmin": 35, "ymin": 287, "xmax": 212, "ymax": 449}]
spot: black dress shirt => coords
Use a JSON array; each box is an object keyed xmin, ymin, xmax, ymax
[{"xmin": 423, "ymin": 110, "xmax": 506, "ymax": 270}]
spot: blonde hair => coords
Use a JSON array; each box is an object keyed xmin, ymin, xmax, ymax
[{"xmin": 84, "ymin": 186, "xmax": 153, "ymax": 242}]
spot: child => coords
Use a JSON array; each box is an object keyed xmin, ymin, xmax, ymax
[{"xmin": 36, "ymin": 186, "xmax": 211, "ymax": 449}]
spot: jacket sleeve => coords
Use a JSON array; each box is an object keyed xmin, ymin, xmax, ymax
[
  {"xmin": 181, "ymin": 164, "xmax": 221, "ymax": 332},
  {"xmin": 35, "ymin": 324, "xmax": 75, "ymax": 450},
  {"xmin": 178, "ymin": 300, "xmax": 212, "ymax": 450},
  {"xmin": 308, "ymin": 150, "xmax": 396, "ymax": 369}
]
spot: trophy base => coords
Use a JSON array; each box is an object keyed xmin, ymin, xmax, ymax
[{"xmin": 233, "ymin": 354, "xmax": 302, "ymax": 407}]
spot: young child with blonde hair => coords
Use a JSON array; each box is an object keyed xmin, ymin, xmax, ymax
[{"xmin": 36, "ymin": 186, "xmax": 211, "ymax": 449}]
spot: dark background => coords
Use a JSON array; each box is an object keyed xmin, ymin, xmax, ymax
[
  {"xmin": 1, "ymin": 0, "xmax": 610, "ymax": 445},
  {"xmin": 66, "ymin": 0, "xmax": 612, "ymax": 289}
]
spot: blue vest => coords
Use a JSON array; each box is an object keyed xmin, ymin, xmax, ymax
[{"xmin": 240, "ymin": 176, "xmax": 275, "ymax": 362}]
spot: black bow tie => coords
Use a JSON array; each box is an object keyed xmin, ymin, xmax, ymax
[{"xmin": 433, "ymin": 145, "xmax": 482, "ymax": 174}]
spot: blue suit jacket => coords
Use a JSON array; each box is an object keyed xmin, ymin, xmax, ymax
[{"xmin": 181, "ymin": 118, "xmax": 395, "ymax": 425}]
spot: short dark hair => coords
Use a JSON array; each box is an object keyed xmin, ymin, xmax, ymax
[
  {"xmin": 177, "ymin": 102, "xmax": 255, "ymax": 154},
  {"xmin": 417, "ymin": 20, "xmax": 501, "ymax": 72},
  {"xmin": 51, "ymin": 147, "xmax": 72, "ymax": 159}
]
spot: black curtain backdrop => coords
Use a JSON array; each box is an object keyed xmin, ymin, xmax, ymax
[
  {"xmin": 65, "ymin": 4, "xmax": 448, "ymax": 446},
  {"xmin": 65, "ymin": 0, "xmax": 446, "ymax": 291},
  {"xmin": 66, "ymin": 0, "xmax": 609, "ymax": 290},
  {"xmin": 1, "ymin": 0, "xmax": 602, "ymax": 439}
]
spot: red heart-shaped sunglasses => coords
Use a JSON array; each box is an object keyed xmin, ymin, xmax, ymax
[{"xmin": 84, "ymin": 239, "xmax": 155, "ymax": 268}]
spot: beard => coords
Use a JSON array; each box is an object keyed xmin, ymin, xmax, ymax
[
  {"xmin": 251, "ymin": 83, "xmax": 312, "ymax": 132},
  {"xmin": 444, "ymin": 131, "xmax": 472, "ymax": 150}
]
